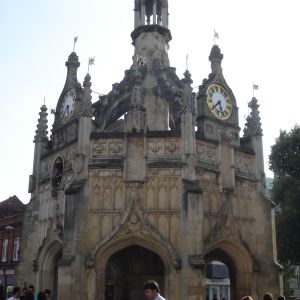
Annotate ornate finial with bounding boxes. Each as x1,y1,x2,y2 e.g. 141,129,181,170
243,97,263,137
209,44,223,64
66,52,80,69
34,104,48,142
83,73,92,89
81,73,93,117
182,70,193,85
73,36,78,52
88,57,95,73
209,44,223,75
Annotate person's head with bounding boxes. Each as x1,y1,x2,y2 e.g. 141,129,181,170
22,287,28,296
263,293,273,300
242,296,254,300
143,280,160,300
44,289,51,299
12,287,21,298
28,285,35,294
277,296,285,300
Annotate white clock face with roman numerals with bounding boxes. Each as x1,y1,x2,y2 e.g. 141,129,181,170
206,84,232,120
60,89,76,122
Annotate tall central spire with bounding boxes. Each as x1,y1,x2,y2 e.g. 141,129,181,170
134,0,169,29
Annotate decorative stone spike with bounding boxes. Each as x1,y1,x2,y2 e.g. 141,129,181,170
34,104,48,142
80,73,93,117
182,70,193,85
243,97,263,137
209,45,223,75
66,52,80,69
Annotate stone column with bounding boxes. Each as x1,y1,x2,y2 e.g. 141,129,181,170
153,0,157,24
141,1,146,25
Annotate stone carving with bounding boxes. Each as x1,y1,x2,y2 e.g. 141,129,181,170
34,104,48,143
152,56,184,129
188,255,205,269
206,146,217,161
196,142,205,159
148,141,163,155
165,141,179,155
108,142,123,155
91,140,123,157
206,123,214,135
93,63,147,131
93,142,107,156
88,183,181,269
85,255,94,268
204,189,241,247
243,97,263,138
235,152,255,175
71,150,85,174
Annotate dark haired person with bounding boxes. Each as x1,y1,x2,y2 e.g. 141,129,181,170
44,289,51,300
8,287,21,300
263,293,273,300
143,280,166,300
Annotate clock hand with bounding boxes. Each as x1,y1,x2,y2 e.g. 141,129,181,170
218,102,223,111
212,100,221,110
64,105,70,116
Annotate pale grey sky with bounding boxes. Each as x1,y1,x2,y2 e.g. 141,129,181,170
1,0,299,203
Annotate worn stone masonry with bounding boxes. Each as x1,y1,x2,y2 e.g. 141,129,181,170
17,1,282,300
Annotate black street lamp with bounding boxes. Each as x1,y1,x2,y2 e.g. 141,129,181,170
3,268,6,300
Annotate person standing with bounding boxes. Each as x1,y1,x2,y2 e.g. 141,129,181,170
27,285,37,300
44,289,51,300
143,280,166,300
8,287,21,300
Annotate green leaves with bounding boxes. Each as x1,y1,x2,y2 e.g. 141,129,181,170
269,125,300,265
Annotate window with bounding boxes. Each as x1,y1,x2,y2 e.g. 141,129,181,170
13,237,20,261
2,239,8,262
52,156,64,188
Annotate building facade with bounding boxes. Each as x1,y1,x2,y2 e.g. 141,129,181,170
17,1,282,299
0,196,25,299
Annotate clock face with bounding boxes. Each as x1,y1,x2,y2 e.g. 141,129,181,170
206,84,232,120
61,89,76,122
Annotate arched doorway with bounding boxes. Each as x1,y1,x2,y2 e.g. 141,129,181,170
205,260,231,300
205,243,252,300
104,245,165,300
38,241,62,300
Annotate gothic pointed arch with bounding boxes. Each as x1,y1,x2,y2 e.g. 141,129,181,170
204,238,254,300
86,193,180,270
35,224,63,292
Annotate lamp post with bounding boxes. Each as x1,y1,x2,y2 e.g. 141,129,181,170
3,268,6,300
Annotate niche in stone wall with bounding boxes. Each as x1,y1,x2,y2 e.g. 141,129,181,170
52,156,64,188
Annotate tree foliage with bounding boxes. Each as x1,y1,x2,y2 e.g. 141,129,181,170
269,125,300,264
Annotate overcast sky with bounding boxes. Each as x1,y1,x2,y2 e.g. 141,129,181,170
1,0,299,204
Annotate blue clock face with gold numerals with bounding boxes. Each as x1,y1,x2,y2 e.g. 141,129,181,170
61,89,76,122
206,84,232,120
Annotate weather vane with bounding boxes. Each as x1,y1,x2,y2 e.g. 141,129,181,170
88,57,95,73
214,29,219,44
253,83,259,97
186,54,189,70
73,36,78,52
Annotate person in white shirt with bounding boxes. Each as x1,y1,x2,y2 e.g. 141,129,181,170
143,280,166,300
8,286,21,300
